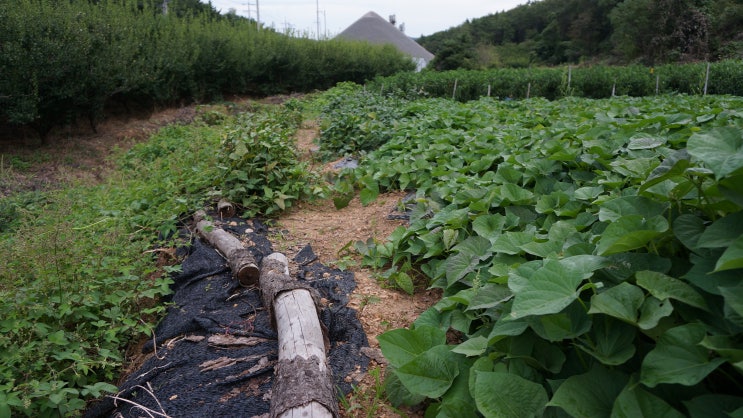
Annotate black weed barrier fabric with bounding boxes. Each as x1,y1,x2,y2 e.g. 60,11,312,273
85,217,369,417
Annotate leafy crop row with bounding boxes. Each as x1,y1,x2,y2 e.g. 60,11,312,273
319,87,743,416
0,0,415,140
368,60,743,101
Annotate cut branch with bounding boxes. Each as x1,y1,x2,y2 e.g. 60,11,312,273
193,210,259,286
260,253,337,418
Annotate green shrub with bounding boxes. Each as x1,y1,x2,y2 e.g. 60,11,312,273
216,106,321,217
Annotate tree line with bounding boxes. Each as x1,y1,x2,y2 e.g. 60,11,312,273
419,0,743,70
0,0,415,141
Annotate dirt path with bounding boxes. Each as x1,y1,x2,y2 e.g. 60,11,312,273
276,121,438,417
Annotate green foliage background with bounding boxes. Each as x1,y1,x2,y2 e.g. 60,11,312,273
0,0,415,139
420,0,743,70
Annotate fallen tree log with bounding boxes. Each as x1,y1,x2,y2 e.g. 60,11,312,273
260,253,337,418
193,210,259,286
217,199,236,218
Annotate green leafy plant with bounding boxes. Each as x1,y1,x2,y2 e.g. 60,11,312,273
315,86,743,417
216,105,323,217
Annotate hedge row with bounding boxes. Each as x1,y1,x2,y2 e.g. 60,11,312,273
0,0,415,139
370,60,743,101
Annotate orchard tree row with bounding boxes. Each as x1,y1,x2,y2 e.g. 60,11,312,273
0,0,414,141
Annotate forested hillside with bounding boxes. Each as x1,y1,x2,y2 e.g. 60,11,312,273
419,0,743,70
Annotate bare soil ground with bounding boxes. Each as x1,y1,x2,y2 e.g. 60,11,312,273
1,102,436,417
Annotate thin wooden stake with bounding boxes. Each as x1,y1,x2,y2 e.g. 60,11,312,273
656,75,660,95
703,62,710,95
567,66,572,89
487,84,491,97
611,82,616,97
526,82,531,99
452,79,458,100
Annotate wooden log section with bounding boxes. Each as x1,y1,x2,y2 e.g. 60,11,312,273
260,253,337,418
217,199,236,218
193,210,259,286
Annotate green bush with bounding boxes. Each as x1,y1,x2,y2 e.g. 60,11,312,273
216,106,321,217
0,0,415,140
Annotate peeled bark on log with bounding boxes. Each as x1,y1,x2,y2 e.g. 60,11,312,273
260,253,337,418
217,199,236,218
193,210,259,286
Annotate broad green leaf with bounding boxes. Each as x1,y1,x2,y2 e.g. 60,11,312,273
611,382,685,418
394,271,415,295
396,345,460,398
48,330,68,345
640,323,726,387
385,368,426,407
359,175,379,206
635,270,708,311
589,282,645,324
719,174,743,208
574,186,605,201
597,215,669,256
488,317,529,342
640,149,691,193
687,127,743,180
548,365,628,418
499,183,535,204
700,335,743,364
697,211,743,249
684,394,743,418
442,228,459,250
682,252,741,295
446,252,481,287
452,336,489,357
509,259,585,319
492,231,535,255
452,235,492,256
598,196,668,222
637,296,674,330
378,326,447,368
527,300,592,342
499,331,567,374
446,235,492,286
472,214,507,243
473,371,548,418
628,135,666,150
672,214,706,251
719,285,743,318
714,236,743,272
577,316,636,366
603,253,672,281
467,283,513,311
439,358,479,418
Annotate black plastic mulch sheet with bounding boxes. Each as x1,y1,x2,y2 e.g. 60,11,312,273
85,217,369,417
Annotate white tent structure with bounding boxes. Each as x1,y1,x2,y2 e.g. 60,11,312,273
336,11,434,71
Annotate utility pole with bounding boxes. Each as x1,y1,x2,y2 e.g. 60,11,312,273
243,1,260,29
316,0,320,39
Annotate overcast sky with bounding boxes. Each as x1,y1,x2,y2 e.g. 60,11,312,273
203,0,526,38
